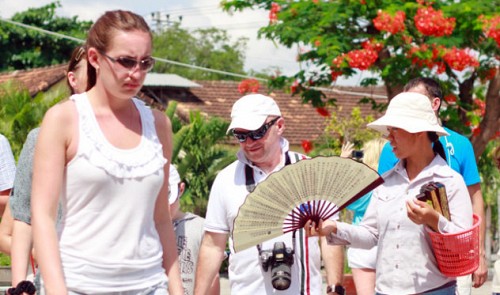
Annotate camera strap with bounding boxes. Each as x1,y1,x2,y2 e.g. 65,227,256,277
246,151,295,255
245,151,291,193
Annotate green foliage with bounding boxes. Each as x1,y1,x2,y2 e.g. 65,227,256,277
166,105,236,217
0,1,91,71
153,24,248,80
479,140,500,206
0,81,64,156
307,107,379,157
0,253,10,266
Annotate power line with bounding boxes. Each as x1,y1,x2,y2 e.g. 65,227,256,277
154,57,266,81
0,17,265,81
0,18,84,44
0,17,386,99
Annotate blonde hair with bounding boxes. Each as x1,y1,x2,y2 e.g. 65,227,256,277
362,138,388,171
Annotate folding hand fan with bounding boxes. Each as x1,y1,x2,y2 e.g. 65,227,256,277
232,156,384,252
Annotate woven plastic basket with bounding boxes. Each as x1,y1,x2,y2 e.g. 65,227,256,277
428,214,481,277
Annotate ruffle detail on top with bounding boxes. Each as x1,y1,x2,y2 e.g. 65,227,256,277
72,93,167,179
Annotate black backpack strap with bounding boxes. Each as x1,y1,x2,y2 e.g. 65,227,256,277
245,164,256,193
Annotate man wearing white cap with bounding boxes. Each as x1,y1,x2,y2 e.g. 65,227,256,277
195,94,345,295
304,92,473,294
168,164,219,295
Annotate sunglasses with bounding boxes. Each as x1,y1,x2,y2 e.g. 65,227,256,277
232,117,280,143
99,50,155,72
75,46,86,62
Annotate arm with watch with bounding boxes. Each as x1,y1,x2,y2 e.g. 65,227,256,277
326,284,346,295
320,236,345,295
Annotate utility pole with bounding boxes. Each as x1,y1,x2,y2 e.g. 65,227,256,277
150,11,183,33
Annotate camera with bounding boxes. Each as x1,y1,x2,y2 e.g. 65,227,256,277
259,241,294,290
351,150,364,161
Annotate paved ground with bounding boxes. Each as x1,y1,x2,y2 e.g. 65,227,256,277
220,274,494,295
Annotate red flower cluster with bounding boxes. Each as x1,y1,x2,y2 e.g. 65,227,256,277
301,140,313,154
407,44,446,73
474,99,486,117
414,7,455,37
269,2,281,24
346,49,379,70
330,69,343,82
443,47,479,71
361,39,384,52
330,54,346,81
444,94,457,104
330,39,382,79
238,79,260,94
373,10,406,34
471,127,481,137
316,107,331,117
290,80,300,94
480,15,500,47
479,67,498,84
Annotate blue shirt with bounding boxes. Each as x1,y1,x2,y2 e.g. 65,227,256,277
347,192,372,225
378,127,481,186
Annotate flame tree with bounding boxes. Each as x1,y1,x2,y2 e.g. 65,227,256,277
222,0,500,159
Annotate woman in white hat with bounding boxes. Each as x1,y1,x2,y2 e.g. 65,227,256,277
305,92,473,294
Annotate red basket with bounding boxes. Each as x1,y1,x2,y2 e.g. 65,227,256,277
428,214,481,277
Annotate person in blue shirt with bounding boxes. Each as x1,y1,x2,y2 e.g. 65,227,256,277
378,77,486,293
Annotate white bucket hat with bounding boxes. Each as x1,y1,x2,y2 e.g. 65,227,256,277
168,164,181,204
227,94,281,134
367,92,449,137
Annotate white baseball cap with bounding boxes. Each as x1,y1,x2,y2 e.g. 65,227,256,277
227,94,281,134
367,92,449,136
168,164,181,204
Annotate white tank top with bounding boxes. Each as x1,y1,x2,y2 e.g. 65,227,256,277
57,93,168,293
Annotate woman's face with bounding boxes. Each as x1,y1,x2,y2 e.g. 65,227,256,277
97,29,152,99
387,127,418,160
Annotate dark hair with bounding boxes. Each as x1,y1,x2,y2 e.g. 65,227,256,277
428,132,446,160
67,45,87,94
86,10,152,90
403,77,443,111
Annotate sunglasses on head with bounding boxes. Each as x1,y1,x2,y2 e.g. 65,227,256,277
232,116,280,143
99,50,155,72
75,46,86,62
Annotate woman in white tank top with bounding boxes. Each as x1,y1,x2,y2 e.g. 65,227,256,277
31,10,183,295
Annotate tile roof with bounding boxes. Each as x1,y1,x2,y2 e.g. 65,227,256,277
162,80,388,145
144,73,201,88
0,64,67,96
0,64,389,145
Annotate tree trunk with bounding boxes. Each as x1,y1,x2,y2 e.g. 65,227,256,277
458,75,476,124
471,69,500,159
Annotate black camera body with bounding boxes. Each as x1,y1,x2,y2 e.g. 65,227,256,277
351,150,364,161
259,241,294,290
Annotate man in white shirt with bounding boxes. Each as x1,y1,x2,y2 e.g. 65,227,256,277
194,94,345,295
0,134,16,215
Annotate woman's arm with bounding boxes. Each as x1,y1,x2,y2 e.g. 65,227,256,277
0,204,13,255
11,220,32,285
32,103,75,295
153,110,183,295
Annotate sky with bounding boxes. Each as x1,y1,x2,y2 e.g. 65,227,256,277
0,0,367,85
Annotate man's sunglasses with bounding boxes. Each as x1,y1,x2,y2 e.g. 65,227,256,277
232,117,280,143
99,50,155,72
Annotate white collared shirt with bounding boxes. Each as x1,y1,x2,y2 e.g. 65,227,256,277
332,155,472,294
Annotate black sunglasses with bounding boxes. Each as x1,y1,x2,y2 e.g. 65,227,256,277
99,50,155,72
232,117,281,143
